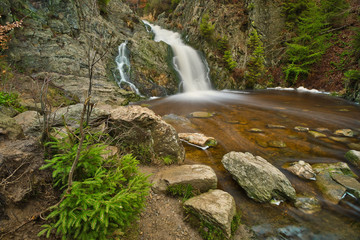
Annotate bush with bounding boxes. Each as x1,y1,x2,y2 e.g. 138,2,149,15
223,50,237,71
200,14,215,40
353,27,360,64
344,70,360,102
39,132,151,239
0,91,25,112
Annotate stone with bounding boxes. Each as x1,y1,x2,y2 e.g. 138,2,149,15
334,129,354,137
0,106,18,117
14,110,41,136
347,143,360,151
308,130,327,138
0,113,24,140
331,173,360,199
162,114,192,128
345,150,360,168
178,133,217,147
256,139,268,148
294,195,321,214
285,160,316,180
248,128,264,133
294,126,309,132
266,124,286,129
315,127,330,133
109,105,185,164
312,162,356,178
222,152,296,202
152,164,217,193
189,111,214,118
184,189,236,237
329,136,350,143
268,140,287,148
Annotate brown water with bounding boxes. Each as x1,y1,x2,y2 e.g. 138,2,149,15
139,90,360,239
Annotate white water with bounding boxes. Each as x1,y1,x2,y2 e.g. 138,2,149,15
115,41,142,96
143,20,212,92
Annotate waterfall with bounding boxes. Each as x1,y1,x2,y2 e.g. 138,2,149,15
143,21,212,93
115,41,142,96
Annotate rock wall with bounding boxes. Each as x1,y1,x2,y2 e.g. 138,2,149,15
1,0,178,100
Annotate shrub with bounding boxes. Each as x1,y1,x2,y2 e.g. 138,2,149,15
200,14,215,40
344,70,360,102
39,132,151,239
352,27,360,64
166,184,195,201
0,91,25,112
223,50,237,71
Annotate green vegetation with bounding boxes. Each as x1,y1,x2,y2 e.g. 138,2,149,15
144,0,181,16
166,184,195,201
353,27,360,64
117,142,154,164
162,155,174,165
223,50,237,71
0,91,25,112
200,14,215,40
245,28,265,88
39,131,150,239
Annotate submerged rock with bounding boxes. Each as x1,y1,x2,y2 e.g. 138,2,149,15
184,189,236,238
222,152,296,202
347,143,360,151
178,133,217,147
345,150,360,168
248,128,264,133
294,126,309,132
329,136,350,143
285,160,316,180
334,129,354,137
268,140,287,148
266,124,286,129
152,164,217,194
295,195,321,214
315,127,330,133
308,130,327,138
189,111,214,118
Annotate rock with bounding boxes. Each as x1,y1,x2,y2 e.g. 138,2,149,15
256,139,268,148
178,133,217,147
189,111,214,118
295,195,321,214
248,128,264,133
0,106,18,117
345,150,360,168
312,162,356,178
184,189,236,238
331,173,360,199
308,130,327,138
329,136,350,143
268,140,287,148
162,114,192,128
152,164,217,194
109,105,185,164
294,126,309,132
266,124,286,129
334,129,354,137
14,111,41,136
285,160,316,180
315,127,330,133
347,143,360,151
0,113,24,140
222,152,296,202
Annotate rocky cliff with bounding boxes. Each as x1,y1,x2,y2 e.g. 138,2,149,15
1,0,178,101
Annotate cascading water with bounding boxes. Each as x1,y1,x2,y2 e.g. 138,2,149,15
115,41,142,96
143,20,211,93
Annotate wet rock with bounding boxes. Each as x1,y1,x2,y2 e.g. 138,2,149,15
178,133,217,147
308,130,327,138
331,173,360,199
183,189,236,238
294,126,309,132
152,164,217,193
329,136,350,143
345,150,360,168
0,113,24,140
312,162,356,178
248,128,264,133
315,127,330,133
109,105,185,164
14,110,41,136
268,140,287,148
285,160,316,180
256,139,268,148
266,124,286,129
162,114,192,128
334,129,354,137
295,195,321,214
222,152,296,202
189,111,214,118
347,143,360,151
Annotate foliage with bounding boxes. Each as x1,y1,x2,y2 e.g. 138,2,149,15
117,142,154,164
0,17,22,52
162,155,174,165
245,28,265,88
223,50,237,71
166,184,195,201
39,132,150,239
281,0,309,30
200,14,215,40
344,70,360,102
320,0,349,27
0,91,25,112
217,35,229,52
353,27,360,64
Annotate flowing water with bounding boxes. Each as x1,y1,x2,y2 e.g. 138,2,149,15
135,22,360,239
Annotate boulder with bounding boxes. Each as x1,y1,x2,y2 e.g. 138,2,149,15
152,164,217,193
334,129,354,137
331,173,360,199
0,113,24,140
285,160,316,180
184,189,236,238
178,133,217,147
14,111,41,136
345,150,360,168
0,106,18,117
109,105,185,163
222,152,296,202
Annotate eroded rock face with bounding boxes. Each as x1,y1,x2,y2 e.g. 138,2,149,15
152,164,217,193
184,189,236,238
222,152,296,202
0,113,24,140
109,105,185,163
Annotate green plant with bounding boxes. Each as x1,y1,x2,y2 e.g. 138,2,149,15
0,90,25,112
162,155,174,165
223,50,237,71
352,27,360,64
166,184,195,201
344,70,360,102
118,142,154,164
200,13,215,40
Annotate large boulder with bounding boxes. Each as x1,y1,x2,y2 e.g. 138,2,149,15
0,113,24,140
184,189,236,238
222,152,296,202
14,110,41,136
109,105,185,163
345,150,360,168
152,164,217,193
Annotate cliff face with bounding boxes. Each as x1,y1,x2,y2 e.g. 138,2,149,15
1,0,177,100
